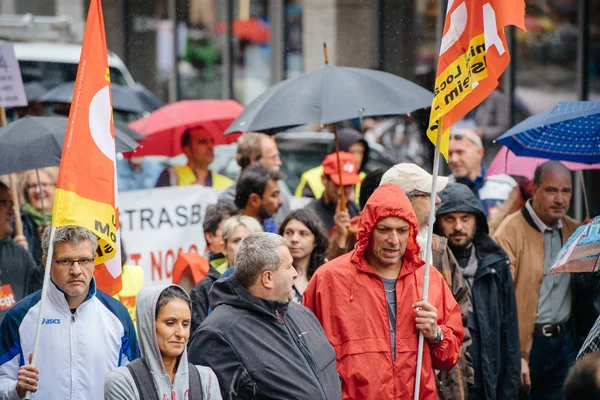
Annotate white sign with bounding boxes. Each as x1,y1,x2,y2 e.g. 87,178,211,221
119,185,218,285
0,42,27,107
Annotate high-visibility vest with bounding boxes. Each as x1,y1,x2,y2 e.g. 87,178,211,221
171,165,233,189
295,165,365,204
113,264,144,327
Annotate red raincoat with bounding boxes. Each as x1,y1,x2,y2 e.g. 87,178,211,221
303,184,463,399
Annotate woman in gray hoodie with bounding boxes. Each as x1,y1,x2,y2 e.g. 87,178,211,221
104,284,222,399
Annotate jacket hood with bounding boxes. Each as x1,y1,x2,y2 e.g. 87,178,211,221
352,184,423,273
435,183,489,234
338,127,370,171
136,284,191,386
209,274,289,320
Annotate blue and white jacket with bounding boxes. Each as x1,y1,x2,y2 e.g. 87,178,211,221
0,278,139,400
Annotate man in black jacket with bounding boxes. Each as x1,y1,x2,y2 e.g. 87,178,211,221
434,183,520,400
188,232,342,400
0,182,42,323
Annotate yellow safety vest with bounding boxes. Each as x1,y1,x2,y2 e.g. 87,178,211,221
295,165,365,204
113,264,144,327
173,165,233,189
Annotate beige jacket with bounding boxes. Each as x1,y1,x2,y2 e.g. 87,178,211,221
493,209,578,361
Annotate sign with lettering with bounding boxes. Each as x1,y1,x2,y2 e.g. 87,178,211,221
119,185,217,285
0,42,27,108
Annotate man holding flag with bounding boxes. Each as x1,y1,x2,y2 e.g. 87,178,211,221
0,226,139,400
0,0,139,398
418,0,525,398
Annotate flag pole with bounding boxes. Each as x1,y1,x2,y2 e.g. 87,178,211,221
414,121,443,400
24,226,56,400
322,42,349,213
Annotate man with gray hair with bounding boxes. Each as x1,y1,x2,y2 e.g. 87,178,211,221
0,225,139,400
188,232,342,400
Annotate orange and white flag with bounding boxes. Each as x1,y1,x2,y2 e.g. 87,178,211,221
52,0,122,295
427,0,526,159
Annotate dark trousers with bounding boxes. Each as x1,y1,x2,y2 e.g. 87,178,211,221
519,328,577,400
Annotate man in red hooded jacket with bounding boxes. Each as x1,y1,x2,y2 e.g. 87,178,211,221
303,184,464,399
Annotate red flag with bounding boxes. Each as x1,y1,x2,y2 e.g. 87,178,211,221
427,0,526,158
52,0,122,295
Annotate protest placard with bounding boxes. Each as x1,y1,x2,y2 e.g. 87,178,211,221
0,42,27,108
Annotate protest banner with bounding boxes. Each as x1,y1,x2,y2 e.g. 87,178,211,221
119,185,218,285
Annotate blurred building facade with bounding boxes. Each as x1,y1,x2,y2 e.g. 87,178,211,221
1,0,599,216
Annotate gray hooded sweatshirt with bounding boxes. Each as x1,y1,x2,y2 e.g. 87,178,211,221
104,284,222,400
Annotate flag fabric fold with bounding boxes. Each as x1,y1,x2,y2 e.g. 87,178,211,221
427,0,526,159
52,0,122,295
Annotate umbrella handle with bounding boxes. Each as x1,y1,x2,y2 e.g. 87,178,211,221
331,124,347,212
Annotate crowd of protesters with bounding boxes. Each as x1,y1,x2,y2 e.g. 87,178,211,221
1,120,600,400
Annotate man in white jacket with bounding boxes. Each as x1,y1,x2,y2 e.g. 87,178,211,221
0,225,139,400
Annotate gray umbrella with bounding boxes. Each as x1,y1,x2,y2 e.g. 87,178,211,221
0,116,139,175
23,82,48,103
225,65,433,134
40,82,148,114
115,121,146,142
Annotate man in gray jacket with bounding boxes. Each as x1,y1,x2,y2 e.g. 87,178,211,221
188,233,342,400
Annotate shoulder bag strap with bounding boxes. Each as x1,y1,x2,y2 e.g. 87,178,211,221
187,362,203,400
125,358,160,400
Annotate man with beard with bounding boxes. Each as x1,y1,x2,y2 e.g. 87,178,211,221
235,164,284,233
434,183,520,400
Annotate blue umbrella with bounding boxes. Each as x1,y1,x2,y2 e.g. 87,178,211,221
496,101,600,164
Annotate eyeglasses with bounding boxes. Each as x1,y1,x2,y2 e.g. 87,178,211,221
52,258,95,267
26,182,56,191
0,199,15,209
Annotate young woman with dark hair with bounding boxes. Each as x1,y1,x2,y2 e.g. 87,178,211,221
279,209,328,303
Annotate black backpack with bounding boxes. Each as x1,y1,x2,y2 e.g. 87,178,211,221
126,358,204,400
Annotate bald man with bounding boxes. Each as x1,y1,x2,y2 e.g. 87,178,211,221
494,161,580,400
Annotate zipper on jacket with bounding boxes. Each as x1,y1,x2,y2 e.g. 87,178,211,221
283,323,328,400
275,310,285,324
70,311,76,399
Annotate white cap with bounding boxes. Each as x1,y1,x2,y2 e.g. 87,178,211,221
380,163,449,194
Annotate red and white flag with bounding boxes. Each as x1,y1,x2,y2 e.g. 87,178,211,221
52,0,121,295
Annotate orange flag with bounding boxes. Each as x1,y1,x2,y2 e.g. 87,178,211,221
427,0,526,159
52,0,122,295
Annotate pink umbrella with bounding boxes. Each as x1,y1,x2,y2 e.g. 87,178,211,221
487,146,600,218
486,146,600,180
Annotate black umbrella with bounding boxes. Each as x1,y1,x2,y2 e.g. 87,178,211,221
0,116,139,175
40,82,149,114
225,64,433,134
